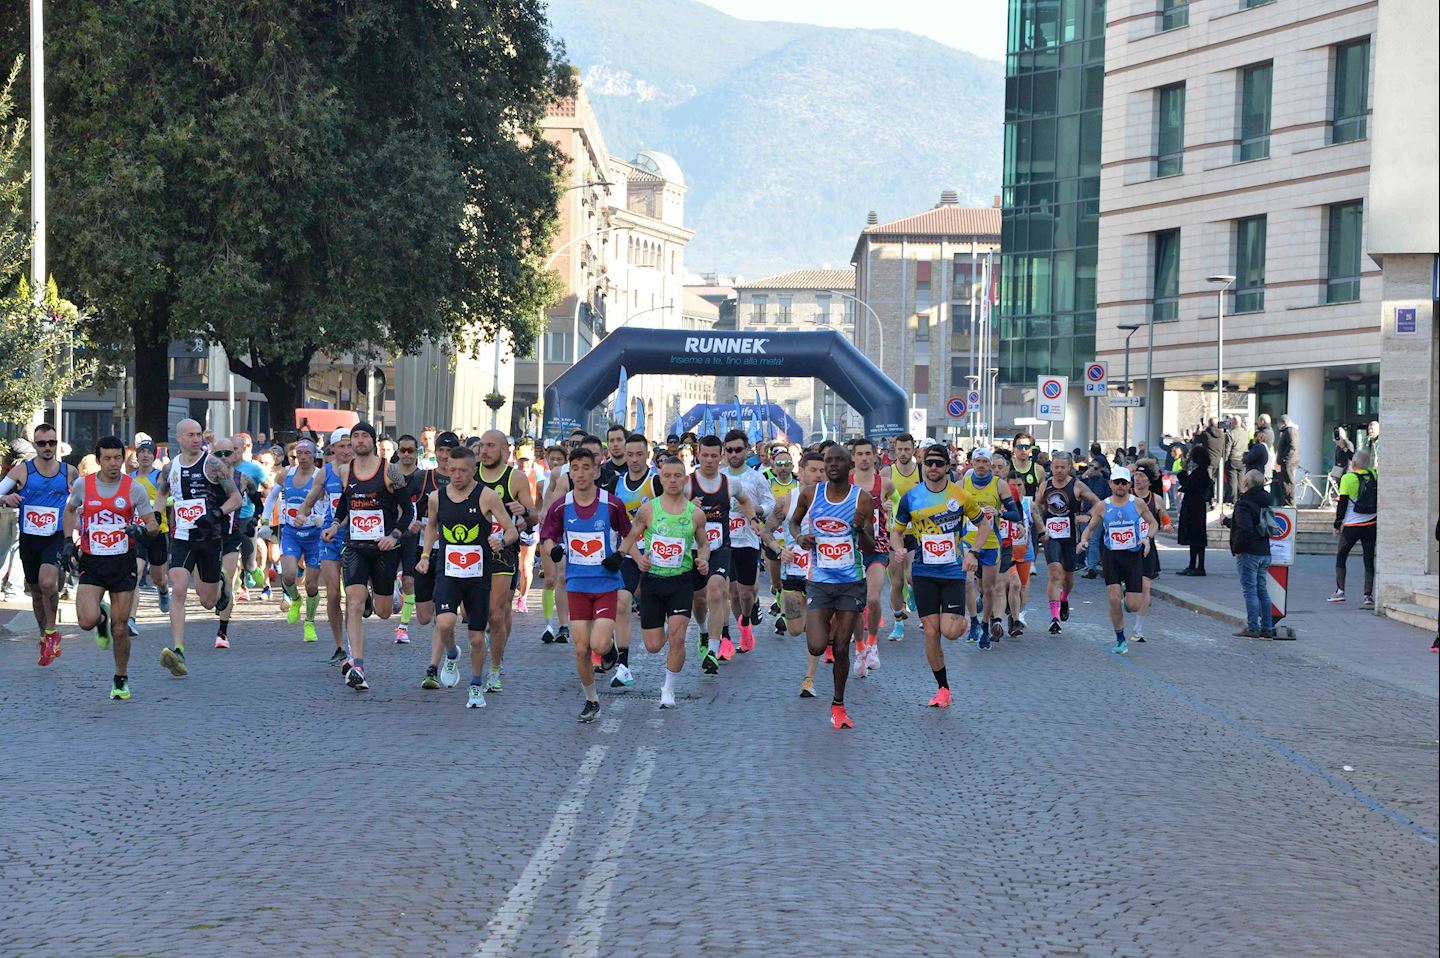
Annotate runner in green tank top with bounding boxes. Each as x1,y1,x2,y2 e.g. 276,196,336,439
623,457,711,709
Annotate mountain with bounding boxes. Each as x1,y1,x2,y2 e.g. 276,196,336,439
544,0,1003,279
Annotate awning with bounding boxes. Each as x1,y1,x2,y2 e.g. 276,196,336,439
295,408,359,433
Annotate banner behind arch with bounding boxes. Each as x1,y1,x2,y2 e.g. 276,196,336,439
543,329,906,439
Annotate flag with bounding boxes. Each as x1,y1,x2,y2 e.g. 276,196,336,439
634,396,646,435
672,414,683,440
818,404,828,442
613,365,628,425
702,406,715,437
733,396,744,436
762,384,772,437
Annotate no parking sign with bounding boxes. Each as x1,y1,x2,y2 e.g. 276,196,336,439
1035,375,1068,422
946,396,968,420
1084,361,1108,397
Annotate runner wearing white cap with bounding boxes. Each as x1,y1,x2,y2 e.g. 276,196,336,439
1077,466,1158,655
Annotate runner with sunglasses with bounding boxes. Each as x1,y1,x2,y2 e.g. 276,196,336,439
390,435,424,645
763,446,799,624
0,422,77,665
882,433,921,640
720,430,776,657
766,450,824,696
1033,451,1101,636
1077,466,1158,655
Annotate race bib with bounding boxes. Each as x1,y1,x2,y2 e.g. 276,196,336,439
86,521,130,557
649,535,685,569
784,547,811,576
444,544,485,578
328,494,343,515
919,534,957,565
1010,518,1030,546
815,535,854,571
174,497,206,539
1105,522,1139,551
704,522,723,547
567,531,605,565
728,515,747,534
1044,516,1072,539
996,519,1011,542
1140,517,1150,538
350,509,384,541
20,504,60,537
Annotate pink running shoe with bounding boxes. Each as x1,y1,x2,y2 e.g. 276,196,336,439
738,623,755,653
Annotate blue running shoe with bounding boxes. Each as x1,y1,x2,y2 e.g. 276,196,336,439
978,631,992,651
158,590,171,614
966,619,982,644
1112,637,1128,655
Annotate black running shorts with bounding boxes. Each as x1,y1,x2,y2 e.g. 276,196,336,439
639,572,694,630
912,575,966,618
727,546,760,586
170,535,222,585
1043,536,1078,572
79,553,138,594
1101,547,1145,594
341,545,401,595
19,533,64,585
434,574,490,630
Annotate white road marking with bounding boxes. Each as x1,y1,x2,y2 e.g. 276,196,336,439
562,746,658,958
473,745,609,958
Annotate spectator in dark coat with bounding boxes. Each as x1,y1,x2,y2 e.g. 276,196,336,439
1176,445,1213,576
1332,426,1355,477
1224,416,1245,504
1274,414,1300,506
1224,469,1275,637
1200,419,1226,504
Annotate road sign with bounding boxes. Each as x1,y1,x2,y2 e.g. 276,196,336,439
1396,307,1417,335
966,389,981,408
1267,506,1296,623
1035,375,1068,422
1084,361,1108,397
946,396,967,419
909,406,928,436
1107,396,1144,408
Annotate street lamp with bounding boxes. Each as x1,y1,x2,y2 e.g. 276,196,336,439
834,291,884,375
1117,322,1142,450
1206,274,1236,507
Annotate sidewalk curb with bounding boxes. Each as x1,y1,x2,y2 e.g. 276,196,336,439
1150,582,1298,640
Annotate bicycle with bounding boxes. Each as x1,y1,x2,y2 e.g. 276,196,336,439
1296,471,1341,509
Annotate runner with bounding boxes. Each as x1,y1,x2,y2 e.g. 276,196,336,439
265,438,325,641
1130,461,1168,641
213,436,259,649
721,430,776,656
538,444,572,644
958,448,1021,649
1033,450,1100,637
390,434,424,644
232,433,270,599
1077,466,1158,654
0,422,77,664
611,432,663,689
890,443,989,704
625,454,710,709
318,422,415,691
475,429,538,692
513,441,542,612
991,456,1027,638
764,445,799,623
298,428,354,664
156,419,243,677
1011,432,1046,498
789,444,874,728
416,445,519,708
130,438,171,615
882,433,921,639
1009,473,1037,635
599,423,629,489
688,435,759,673
540,445,631,723
416,431,460,686
767,450,824,697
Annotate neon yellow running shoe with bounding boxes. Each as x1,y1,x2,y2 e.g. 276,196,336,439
109,676,130,700
287,598,302,625
302,621,318,643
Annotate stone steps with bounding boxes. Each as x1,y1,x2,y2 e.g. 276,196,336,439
1382,602,1439,633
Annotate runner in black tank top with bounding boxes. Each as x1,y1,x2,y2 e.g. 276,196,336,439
475,429,539,693
1034,453,1099,634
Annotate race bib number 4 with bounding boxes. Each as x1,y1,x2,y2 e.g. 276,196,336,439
920,534,957,565
350,509,384,541
649,535,685,569
87,522,130,557
20,505,60,537
815,535,854,571
444,545,485,578
174,498,205,539
567,531,605,565
1105,522,1139,551
1044,516,1072,539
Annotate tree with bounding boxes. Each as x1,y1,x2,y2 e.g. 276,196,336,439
41,1,572,436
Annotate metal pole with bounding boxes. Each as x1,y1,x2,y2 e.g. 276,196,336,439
1122,337,1131,450
1216,289,1225,509
226,364,235,436
1144,315,1155,453
491,334,502,430
968,243,977,435
366,364,375,425
31,0,50,436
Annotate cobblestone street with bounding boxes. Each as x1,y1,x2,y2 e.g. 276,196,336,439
2,571,1436,958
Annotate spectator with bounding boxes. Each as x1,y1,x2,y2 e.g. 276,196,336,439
1274,414,1300,506
0,439,34,597
1331,426,1355,479
1176,446,1213,576
1329,450,1377,609
1224,416,1245,505
1200,419,1226,504
1225,469,1276,638
1364,420,1380,469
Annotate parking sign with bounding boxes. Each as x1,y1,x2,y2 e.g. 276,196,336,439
1084,361,1107,397
1035,375,1068,422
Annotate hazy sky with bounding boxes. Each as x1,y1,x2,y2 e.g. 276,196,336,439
696,0,1007,61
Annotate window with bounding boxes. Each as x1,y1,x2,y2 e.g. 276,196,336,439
1152,229,1180,321
1234,216,1266,314
1243,0,1274,7
815,294,832,325
1332,39,1369,144
1238,62,1272,161
1156,83,1185,177
1326,201,1363,304
915,312,931,343
543,331,573,363
751,295,768,324
777,294,793,324
953,258,976,301
1160,0,1188,31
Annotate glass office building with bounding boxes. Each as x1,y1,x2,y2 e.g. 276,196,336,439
999,0,1106,392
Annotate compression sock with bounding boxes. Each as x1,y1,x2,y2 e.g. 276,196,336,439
1060,589,1069,602
542,589,555,620
1114,630,1125,644
446,646,459,660
284,581,300,601
217,620,229,637
305,593,320,621
722,625,731,639
708,638,720,654
400,593,415,624
664,668,679,691
933,667,948,690
617,647,630,666
739,613,749,628
353,657,365,669
583,682,599,704
1133,613,1146,634
1050,600,1061,619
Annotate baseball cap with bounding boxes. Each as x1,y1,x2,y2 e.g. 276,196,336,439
970,446,993,461
922,444,951,464
1110,466,1132,483
135,438,157,453
517,442,535,460
666,434,680,443
330,427,352,445
435,431,461,449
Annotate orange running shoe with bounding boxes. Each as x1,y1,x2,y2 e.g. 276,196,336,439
38,631,58,667
718,637,735,661
823,645,834,664
830,704,854,729
927,687,952,709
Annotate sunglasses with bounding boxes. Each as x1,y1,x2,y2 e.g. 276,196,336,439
924,459,949,467
34,439,58,447
1111,478,1130,485
1015,443,1032,450
724,445,747,453
213,450,235,458
398,447,418,454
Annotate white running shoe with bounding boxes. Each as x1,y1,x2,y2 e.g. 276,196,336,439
851,651,868,679
609,663,635,688
466,684,486,709
1018,609,1029,627
440,657,461,688
865,644,881,671
659,686,676,709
